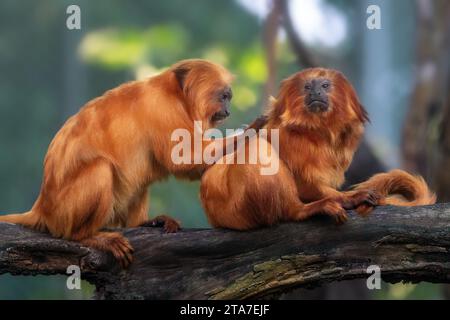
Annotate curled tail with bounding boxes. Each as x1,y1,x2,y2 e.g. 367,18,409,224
352,169,436,206
0,210,44,230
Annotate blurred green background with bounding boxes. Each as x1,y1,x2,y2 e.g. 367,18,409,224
0,0,449,299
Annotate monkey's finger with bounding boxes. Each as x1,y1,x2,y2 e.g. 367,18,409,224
334,215,343,224
116,240,134,259
164,222,181,233
114,251,127,269
110,243,131,268
367,190,382,203
139,218,164,228
123,248,134,264
123,251,133,267
119,258,126,269
121,254,131,269
335,210,348,224
117,242,133,261
366,196,378,205
339,214,348,224
121,239,134,253
363,199,376,207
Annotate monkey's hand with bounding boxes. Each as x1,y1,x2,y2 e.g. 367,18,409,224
139,215,181,233
246,115,269,132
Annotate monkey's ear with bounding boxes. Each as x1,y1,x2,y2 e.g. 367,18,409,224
359,103,370,123
173,67,190,90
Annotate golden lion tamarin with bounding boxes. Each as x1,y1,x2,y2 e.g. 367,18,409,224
200,68,436,230
0,59,237,267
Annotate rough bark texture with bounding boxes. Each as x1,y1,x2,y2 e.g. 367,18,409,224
1,204,449,300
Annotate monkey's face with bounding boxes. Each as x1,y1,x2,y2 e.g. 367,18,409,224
172,59,234,129
209,86,233,124
276,68,368,129
303,77,331,113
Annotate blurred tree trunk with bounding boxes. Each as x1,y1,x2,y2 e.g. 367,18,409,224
402,0,450,181
280,0,319,68
433,90,450,199
262,0,282,109
401,0,450,299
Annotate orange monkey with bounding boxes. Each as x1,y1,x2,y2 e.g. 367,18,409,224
200,68,435,230
0,59,237,266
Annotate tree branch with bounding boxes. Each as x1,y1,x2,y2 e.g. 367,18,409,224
1,204,450,299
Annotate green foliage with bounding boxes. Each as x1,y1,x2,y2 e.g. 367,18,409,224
375,282,444,300
0,275,94,300
79,24,189,69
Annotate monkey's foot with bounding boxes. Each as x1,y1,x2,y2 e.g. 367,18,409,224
108,235,134,268
140,215,181,233
320,199,348,224
340,189,381,210
81,232,134,269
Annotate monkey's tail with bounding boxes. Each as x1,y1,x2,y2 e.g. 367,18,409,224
352,169,436,206
0,210,44,230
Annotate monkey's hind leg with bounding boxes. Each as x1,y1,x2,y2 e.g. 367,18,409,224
55,159,134,268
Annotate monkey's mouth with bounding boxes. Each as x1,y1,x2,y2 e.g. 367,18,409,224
211,110,231,123
307,100,329,113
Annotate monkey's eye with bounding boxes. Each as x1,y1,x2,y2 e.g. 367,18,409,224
322,83,330,89
304,84,311,90
220,91,232,102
